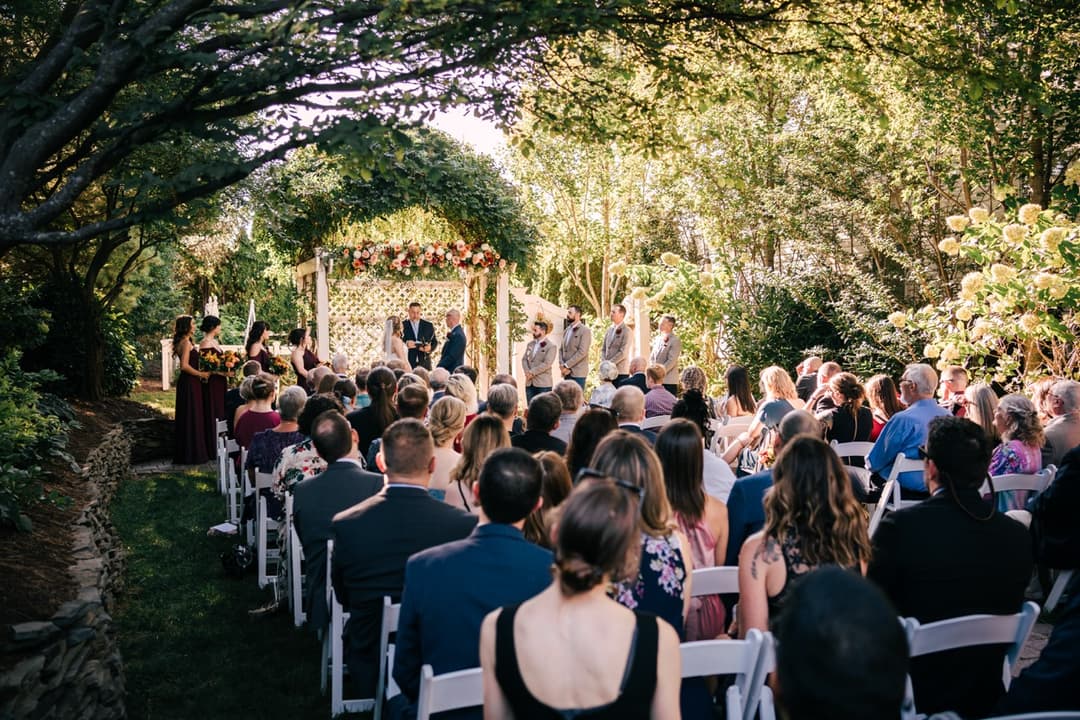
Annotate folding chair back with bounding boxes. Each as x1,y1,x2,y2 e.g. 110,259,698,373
326,540,375,716
224,438,242,524
641,414,670,430
981,465,1056,496
680,628,771,720
830,440,876,461
415,665,483,720
215,418,228,438
1045,569,1074,613
254,470,280,590
690,566,739,597
710,415,753,455
374,596,402,720
285,494,306,627
870,455,925,536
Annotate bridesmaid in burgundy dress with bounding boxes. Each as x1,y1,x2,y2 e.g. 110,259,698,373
245,321,272,372
199,315,227,451
173,315,211,464
288,327,321,390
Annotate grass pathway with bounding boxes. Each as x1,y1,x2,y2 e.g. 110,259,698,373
112,469,338,720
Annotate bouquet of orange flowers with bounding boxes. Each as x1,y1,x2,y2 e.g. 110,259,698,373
267,355,291,376
199,349,240,374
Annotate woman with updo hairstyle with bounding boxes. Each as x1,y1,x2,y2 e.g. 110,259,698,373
737,434,870,637
289,328,321,389
345,366,398,458
245,320,272,372
446,414,509,513
197,315,228,450
866,374,904,441
522,451,574,548
989,394,1045,511
233,373,280,449
818,372,873,462
428,396,466,502
565,408,618,478
480,480,682,720
173,315,210,464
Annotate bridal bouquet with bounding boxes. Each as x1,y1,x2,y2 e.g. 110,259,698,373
267,355,291,376
199,349,240,374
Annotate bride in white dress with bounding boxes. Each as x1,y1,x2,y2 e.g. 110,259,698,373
383,316,409,364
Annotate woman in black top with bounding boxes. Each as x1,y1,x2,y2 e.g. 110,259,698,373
480,480,681,719
344,366,397,458
818,372,873,465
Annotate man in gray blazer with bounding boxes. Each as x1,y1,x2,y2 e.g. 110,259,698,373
649,314,682,394
559,305,592,391
601,303,631,385
521,320,557,402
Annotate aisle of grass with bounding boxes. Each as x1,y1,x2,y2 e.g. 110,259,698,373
112,469,332,720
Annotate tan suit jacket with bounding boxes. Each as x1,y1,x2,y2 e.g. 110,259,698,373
521,338,557,388
601,323,629,375
560,323,592,380
650,333,681,385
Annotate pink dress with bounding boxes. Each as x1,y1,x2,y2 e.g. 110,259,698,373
676,514,726,641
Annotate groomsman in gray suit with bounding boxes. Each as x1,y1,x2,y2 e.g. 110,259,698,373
559,305,592,391
601,303,631,386
521,320,557,402
649,314,682,395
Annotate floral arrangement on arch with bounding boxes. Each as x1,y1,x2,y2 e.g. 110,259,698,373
335,239,505,278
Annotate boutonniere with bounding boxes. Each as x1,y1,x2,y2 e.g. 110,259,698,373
540,341,547,348
615,327,622,335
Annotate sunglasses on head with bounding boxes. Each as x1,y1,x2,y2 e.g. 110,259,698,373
574,467,644,499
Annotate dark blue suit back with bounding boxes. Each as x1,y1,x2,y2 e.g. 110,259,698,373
437,325,466,370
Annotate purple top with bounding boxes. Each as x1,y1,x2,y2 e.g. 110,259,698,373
645,387,677,418
246,428,305,473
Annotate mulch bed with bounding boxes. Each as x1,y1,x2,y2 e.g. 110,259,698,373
0,398,168,629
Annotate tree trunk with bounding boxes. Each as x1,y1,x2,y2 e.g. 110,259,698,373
80,299,106,401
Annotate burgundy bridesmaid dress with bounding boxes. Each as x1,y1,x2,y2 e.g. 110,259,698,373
174,347,210,464
203,371,227,452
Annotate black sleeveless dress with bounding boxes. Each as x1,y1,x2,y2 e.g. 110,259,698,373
494,604,657,719
174,347,209,464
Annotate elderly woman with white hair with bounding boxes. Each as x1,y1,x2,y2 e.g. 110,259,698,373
1044,379,1080,467
589,360,619,408
243,384,308,520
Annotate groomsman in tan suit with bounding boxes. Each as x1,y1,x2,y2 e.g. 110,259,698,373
649,314,681,395
559,305,592,391
601,303,631,386
521,320,557,402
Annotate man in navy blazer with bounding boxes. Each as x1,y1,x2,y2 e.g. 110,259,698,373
437,308,466,371
610,385,657,444
388,448,552,720
331,419,477,695
402,302,439,370
292,410,384,631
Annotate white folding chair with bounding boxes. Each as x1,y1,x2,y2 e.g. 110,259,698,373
710,415,753,455
831,440,875,492
680,628,769,720
374,596,402,720
869,455,925,537
240,447,256,545
981,466,1056,497
326,540,375,716
641,414,670,430
415,664,483,720
690,566,740,597
1045,569,1074,613
254,470,281,590
216,434,229,495
215,418,228,438
901,602,1040,720
285,494,307,627
223,438,242,524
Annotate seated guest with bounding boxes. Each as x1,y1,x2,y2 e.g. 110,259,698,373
623,356,649,394
865,373,904,441
232,375,257,431
479,480,682,719
867,363,950,497
588,360,619,408
719,364,756,419
448,414,511,513
428,396,466,502
390,448,552,720
550,380,584,444
511,392,568,455
867,416,1032,718
410,365,429,387
317,371,340,394
775,567,909,720
610,385,657,444
817,372,873,462
352,367,371,409
428,367,450,405
333,378,358,411
445,373,479,442
272,393,345,499
565,408,618,478
225,360,261,435
234,374,280,448
244,385,306,519
803,361,841,414
485,383,524,436
737,435,870,637
671,386,736,502
522,451,573,548
724,411,822,566
644,364,677,418
453,365,479,386
963,382,1000,445
794,356,822,401
722,365,804,471
331,351,350,378
657,419,727,641
1044,379,1080,466
331,419,477,695
989,393,1043,512
307,366,333,397
346,366,398,459
365,383,429,469
938,364,969,416
292,410,383,631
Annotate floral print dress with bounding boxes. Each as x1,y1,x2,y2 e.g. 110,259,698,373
989,439,1041,512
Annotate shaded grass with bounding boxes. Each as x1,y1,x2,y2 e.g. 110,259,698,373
112,469,336,720
128,385,176,418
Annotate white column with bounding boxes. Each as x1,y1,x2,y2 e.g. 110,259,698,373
315,248,330,361
475,273,489,391
496,270,510,374
632,297,651,360
161,338,173,391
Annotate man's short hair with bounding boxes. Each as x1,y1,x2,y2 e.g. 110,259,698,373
486,384,518,419
802,356,823,373
778,410,821,443
491,372,517,389
331,352,350,373
527,393,563,432
925,416,992,490
381,419,433,476
353,367,370,391
612,303,626,315
775,567,908,720
278,385,308,421
646,364,666,385
944,365,969,383
429,367,450,390
396,384,429,419
610,386,645,423
242,360,262,377
904,363,938,396
454,365,478,384
628,356,648,374
661,314,676,326
819,361,841,378
310,410,353,464
554,380,584,412
478,448,543,524
408,302,421,310
1052,379,1080,413
568,304,583,315
533,320,550,334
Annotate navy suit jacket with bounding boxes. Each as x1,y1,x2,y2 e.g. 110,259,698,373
618,424,657,445
332,485,477,693
622,373,648,394
403,318,438,370
437,326,466,371
724,469,773,566
391,524,552,719
292,459,383,631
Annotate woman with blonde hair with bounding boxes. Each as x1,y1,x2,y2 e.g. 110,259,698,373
963,383,1000,445
446,414,509,513
989,394,1044,512
737,435,871,636
428,396,466,501
722,365,805,471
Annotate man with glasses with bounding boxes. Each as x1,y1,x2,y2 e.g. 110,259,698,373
938,365,969,416
867,363,950,497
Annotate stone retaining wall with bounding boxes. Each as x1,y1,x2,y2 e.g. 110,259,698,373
1,428,131,720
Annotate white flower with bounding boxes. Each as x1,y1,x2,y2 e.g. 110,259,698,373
946,215,970,232
971,319,992,339
353,250,362,259
955,306,973,322
924,344,941,359
960,288,977,302
887,311,907,329
699,271,714,285
1018,203,1042,225
1066,162,1080,187
630,286,649,301
1050,284,1067,300
609,260,628,276
1040,227,1065,253
660,281,678,295
1002,224,1027,245
961,272,985,294
968,207,990,225
941,344,961,362
1019,314,1040,333
660,251,682,267
990,264,1017,283
938,237,961,255
1033,273,1056,290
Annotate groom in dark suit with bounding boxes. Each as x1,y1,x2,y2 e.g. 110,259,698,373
402,302,438,370
331,419,477,695
437,308,466,371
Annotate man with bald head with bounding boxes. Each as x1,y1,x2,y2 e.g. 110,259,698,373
437,308,466,371
610,385,656,444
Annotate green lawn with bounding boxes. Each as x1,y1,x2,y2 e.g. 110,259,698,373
112,469,349,720
128,382,177,418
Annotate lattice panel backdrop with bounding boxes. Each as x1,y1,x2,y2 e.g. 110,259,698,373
329,278,465,364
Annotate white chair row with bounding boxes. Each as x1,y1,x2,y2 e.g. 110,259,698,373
285,494,307,627
709,415,754,455
254,470,282,591
641,413,670,430
868,455,924,536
